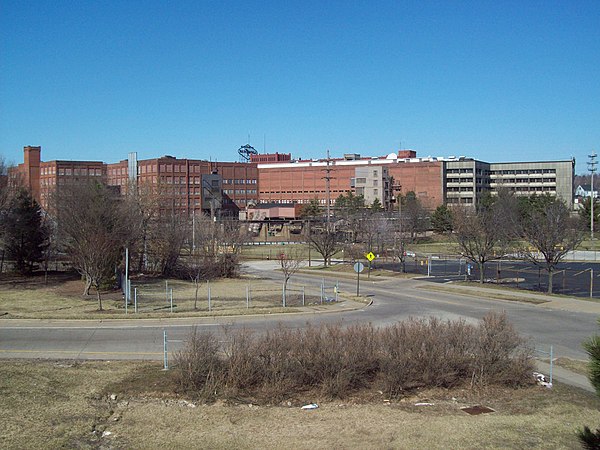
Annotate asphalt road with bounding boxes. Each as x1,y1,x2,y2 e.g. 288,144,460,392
0,261,598,366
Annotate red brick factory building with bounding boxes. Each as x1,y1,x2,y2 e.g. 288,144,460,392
10,145,574,216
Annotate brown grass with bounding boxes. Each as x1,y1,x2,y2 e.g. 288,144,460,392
0,272,336,319
2,359,599,449
419,283,551,304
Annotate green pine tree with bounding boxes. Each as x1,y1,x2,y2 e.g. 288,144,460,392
371,198,383,212
431,204,454,234
578,330,600,447
0,189,49,274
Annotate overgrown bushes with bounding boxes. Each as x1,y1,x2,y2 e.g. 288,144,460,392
174,312,534,402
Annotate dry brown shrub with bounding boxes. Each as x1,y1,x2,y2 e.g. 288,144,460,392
174,313,534,402
172,329,223,399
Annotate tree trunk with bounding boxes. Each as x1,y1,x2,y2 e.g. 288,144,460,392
83,277,92,296
547,269,554,294
96,285,103,311
479,262,485,284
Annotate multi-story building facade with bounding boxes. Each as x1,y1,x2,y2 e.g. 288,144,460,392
106,154,258,216
257,150,445,210
443,158,574,207
10,146,106,211
11,147,258,217
10,145,575,217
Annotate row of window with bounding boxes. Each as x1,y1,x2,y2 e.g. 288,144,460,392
223,189,258,195
446,177,475,183
446,169,473,174
222,179,257,184
447,197,473,204
490,178,557,184
53,168,103,176
447,168,558,176
259,190,345,195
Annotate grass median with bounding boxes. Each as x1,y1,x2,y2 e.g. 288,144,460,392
0,271,343,319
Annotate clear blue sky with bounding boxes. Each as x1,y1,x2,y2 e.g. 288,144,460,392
1,1,599,173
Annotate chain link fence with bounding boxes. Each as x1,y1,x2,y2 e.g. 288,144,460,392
123,277,339,314
374,255,600,298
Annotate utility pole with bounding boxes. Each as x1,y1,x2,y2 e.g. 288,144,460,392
323,149,333,231
591,153,597,240
192,209,196,251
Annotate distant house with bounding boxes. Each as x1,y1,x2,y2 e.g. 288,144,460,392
574,185,598,208
575,185,598,198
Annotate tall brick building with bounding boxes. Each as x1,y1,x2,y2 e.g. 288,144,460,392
257,150,444,210
10,146,106,211
10,147,258,216
106,155,258,216
10,145,574,217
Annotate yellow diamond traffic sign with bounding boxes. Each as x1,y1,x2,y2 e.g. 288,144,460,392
365,252,375,262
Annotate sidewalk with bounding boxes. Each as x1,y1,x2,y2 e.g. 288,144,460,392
536,360,594,393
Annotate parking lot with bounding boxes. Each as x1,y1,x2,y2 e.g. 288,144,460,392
376,257,600,298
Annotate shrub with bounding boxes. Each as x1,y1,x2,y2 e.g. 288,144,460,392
172,329,223,399
173,313,534,402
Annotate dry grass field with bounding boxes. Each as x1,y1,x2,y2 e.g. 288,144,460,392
1,359,599,449
0,272,341,319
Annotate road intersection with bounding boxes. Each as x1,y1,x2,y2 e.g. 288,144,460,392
1,260,599,391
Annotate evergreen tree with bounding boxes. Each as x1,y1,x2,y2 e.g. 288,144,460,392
0,189,48,274
371,197,383,212
579,196,600,232
578,330,600,447
299,198,321,219
431,204,454,234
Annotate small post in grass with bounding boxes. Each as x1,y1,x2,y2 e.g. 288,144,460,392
207,281,211,312
170,288,173,313
134,287,138,313
302,285,305,306
163,330,168,370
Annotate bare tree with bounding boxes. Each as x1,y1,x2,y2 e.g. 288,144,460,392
56,181,134,310
453,204,509,283
126,181,161,272
519,198,583,294
306,227,341,267
402,192,429,243
147,210,188,276
183,216,249,309
278,249,305,305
